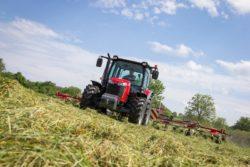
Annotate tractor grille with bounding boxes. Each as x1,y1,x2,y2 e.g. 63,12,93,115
106,83,125,97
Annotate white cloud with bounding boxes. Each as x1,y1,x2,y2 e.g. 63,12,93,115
148,41,173,54
121,8,133,17
4,18,59,38
120,9,147,21
94,0,126,8
227,0,250,14
221,11,229,19
154,7,162,14
124,0,186,15
186,60,213,73
189,0,219,17
151,0,187,15
216,60,250,76
0,18,104,88
148,41,205,57
176,44,193,57
94,0,186,24
134,12,145,20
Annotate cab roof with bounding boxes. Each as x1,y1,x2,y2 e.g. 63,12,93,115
112,55,154,70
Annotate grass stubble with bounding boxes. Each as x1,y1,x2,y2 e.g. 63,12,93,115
0,75,249,167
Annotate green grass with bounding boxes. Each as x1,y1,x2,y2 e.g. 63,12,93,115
0,75,249,166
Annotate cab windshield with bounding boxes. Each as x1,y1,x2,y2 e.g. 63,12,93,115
108,60,144,86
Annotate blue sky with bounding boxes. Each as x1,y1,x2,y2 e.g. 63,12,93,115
0,0,249,125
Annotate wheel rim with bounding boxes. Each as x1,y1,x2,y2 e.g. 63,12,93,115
144,110,151,125
138,104,147,125
138,111,144,125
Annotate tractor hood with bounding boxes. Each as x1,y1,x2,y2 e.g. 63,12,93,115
107,77,131,103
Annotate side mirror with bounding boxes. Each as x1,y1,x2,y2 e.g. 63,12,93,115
96,57,103,67
152,70,159,80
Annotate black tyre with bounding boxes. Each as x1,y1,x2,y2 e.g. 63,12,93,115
142,100,152,125
80,84,100,109
185,130,191,136
98,108,107,115
215,136,222,144
128,97,147,125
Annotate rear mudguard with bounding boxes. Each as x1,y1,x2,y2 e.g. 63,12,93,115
136,91,153,101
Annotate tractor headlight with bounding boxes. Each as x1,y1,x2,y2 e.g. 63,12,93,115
117,82,127,86
108,79,127,86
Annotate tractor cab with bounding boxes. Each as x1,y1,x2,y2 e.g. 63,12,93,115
107,58,152,93
97,55,158,89
108,60,145,91
80,53,159,125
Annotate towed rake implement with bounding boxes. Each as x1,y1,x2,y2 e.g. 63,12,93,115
151,108,228,143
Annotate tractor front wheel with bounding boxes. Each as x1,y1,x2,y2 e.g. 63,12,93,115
80,84,100,109
128,97,147,125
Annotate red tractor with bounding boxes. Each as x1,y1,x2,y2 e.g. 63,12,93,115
80,53,159,125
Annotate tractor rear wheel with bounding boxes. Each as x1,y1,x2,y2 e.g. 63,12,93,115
80,84,100,109
128,97,147,125
142,100,152,125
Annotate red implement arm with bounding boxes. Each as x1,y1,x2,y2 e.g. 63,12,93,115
56,92,81,102
199,126,228,136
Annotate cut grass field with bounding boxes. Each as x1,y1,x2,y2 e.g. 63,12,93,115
0,75,249,166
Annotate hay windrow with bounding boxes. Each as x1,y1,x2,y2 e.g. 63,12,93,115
0,75,250,166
